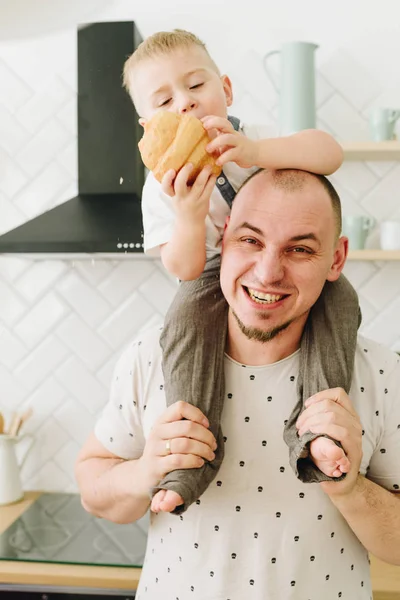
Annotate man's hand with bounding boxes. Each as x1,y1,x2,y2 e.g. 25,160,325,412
201,115,259,168
296,388,363,498
139,401,217,492
161,164,216,225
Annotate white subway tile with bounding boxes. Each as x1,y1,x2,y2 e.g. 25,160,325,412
56,314,111,370
318,94,369,142
138,270,177,316
0,61,32,113
15,260,66,303
0,148,28,197
16,77,73,134
0,326,27,370
321,49,380,111
15,335,68,391
14,292,66,349
361,164,400,220
15,120,71,178
55,357,107,414
24,457,71,492
56,271,111,327
0,104,28,155
53,397,98,442
14,162,71,218
99,292,154,350
359,263,400,311
0,279,26,325
99,260,156,307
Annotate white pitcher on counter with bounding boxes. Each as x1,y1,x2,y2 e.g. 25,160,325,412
0,434,30,505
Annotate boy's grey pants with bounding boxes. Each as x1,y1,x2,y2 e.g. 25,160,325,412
152,255,361,514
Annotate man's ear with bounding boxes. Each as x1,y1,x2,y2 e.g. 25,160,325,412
221,216,231,253
138,118,147,128
221,75,233,108
326,236,348,282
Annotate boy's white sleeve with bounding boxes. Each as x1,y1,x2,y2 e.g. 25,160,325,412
242,122,277,141
366,357,400,492
95,343,146,460
141,172,176,257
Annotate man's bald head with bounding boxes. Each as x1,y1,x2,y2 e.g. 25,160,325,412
235,169,342,241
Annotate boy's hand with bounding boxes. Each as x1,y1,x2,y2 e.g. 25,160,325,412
201,115,259,169
161,163,216,224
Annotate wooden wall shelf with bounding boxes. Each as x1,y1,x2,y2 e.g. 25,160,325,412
341,141,400,161
347,250,400,261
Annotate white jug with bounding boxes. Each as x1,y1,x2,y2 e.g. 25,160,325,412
0,434,30,505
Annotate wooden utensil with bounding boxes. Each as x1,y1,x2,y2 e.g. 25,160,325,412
9,407,33,436
18,407,33,433
0,411,4,435
8,412,22,437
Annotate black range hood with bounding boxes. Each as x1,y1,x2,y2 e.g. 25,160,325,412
0,21,145,255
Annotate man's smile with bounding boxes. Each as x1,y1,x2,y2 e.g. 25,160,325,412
244,286,289,306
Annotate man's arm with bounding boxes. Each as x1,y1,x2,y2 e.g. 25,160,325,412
296,387,400,566
330,477,400,565
75,432,151,524
75,402,216,523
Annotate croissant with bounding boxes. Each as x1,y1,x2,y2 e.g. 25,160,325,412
138,112,222,184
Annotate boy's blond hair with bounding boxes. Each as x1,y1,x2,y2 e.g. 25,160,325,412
123,29,220,103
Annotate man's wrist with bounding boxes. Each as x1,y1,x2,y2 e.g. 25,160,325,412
325,473,365,510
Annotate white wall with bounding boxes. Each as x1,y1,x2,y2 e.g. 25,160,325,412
1,0,400,492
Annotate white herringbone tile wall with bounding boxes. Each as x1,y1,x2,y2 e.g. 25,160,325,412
1,1,400,491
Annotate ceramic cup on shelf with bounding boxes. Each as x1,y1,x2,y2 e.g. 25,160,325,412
369,108,400,142
341,215,375,250
380,220,400,250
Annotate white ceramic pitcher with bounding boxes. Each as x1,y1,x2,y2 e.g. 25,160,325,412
0,434,31,505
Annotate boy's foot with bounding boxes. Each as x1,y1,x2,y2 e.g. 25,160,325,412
151,489,184,513
309,436,351,478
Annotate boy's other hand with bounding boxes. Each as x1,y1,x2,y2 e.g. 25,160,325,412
161,164,216,225
202,115,259,169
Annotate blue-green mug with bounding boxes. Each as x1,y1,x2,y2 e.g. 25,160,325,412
341,215,375,250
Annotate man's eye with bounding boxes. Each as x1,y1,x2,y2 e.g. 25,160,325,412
291,247,312,254
242,238,258,245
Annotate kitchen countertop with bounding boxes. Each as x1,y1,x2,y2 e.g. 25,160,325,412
0,491,141,591
0,492,399,598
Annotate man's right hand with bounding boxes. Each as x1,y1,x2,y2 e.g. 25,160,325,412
161,164,216,225
139,401,217,491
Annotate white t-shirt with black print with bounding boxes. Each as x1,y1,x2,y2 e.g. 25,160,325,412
95,328,400,600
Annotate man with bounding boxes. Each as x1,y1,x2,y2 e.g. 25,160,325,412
76,169,400,600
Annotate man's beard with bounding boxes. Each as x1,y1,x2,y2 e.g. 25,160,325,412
232,309,293,343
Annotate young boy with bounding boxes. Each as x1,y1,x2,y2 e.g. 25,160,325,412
123,29,359,515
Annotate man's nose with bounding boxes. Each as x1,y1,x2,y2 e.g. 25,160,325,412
254,250,285,284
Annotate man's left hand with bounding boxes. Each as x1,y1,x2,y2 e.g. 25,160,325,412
296,388,363,498
201,116,258,168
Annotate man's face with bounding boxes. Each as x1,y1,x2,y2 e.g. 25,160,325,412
130,45,233,124
220,171,347,344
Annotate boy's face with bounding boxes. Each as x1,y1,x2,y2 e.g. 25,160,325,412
130,45,233,126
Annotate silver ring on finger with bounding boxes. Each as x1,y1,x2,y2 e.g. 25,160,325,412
165,439,172,455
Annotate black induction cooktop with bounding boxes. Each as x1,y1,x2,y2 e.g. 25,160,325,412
0,493,148,568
